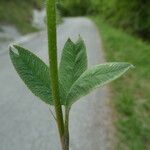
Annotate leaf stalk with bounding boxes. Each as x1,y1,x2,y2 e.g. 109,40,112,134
64,107,70,150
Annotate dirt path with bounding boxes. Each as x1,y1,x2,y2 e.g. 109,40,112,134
0,17,115,150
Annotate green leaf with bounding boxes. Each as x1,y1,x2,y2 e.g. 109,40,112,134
59,37,87,104
9,45,53,105
66,62,134,106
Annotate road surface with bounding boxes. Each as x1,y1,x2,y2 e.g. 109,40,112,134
0,17,115,150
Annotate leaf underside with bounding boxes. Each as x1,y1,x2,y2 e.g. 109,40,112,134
9,45,53,105
66,62,133,106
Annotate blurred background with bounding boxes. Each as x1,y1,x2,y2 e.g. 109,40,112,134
0,0,150,150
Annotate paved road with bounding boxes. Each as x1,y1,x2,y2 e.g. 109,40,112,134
0,17,115,150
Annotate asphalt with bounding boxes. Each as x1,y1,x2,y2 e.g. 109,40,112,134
0,17,115,150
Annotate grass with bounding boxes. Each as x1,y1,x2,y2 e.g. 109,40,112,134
0,0,43,34
93,16,150,150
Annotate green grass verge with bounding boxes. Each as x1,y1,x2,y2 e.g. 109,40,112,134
0,0,43,34
93,16,150,150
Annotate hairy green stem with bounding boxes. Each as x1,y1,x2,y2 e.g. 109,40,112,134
46,0,65,148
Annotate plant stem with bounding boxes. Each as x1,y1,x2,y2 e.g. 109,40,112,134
46,0,65,149
64,108,70,150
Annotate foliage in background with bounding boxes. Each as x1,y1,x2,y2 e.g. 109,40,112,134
59,0,91,16
0,0,43,33
99,0,150,40
60,0,150,40
93,17,150,150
